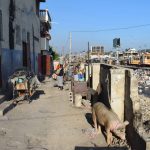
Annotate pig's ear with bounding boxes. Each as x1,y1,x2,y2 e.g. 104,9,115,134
124,121,129,126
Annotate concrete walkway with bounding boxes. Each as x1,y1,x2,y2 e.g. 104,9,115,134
0,78,107,150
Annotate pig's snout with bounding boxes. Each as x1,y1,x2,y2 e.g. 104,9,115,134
114,130,126,140
120,133,125,140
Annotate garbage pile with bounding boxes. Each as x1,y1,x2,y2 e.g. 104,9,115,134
133,69,150,97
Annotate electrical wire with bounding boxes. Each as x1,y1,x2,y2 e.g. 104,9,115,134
71,23,150,33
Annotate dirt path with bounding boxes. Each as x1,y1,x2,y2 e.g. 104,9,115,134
0,79,107,150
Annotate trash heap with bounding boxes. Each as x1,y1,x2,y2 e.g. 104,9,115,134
140,96,150,123
133,69,150,123
133,69,150,138
133,69,150,96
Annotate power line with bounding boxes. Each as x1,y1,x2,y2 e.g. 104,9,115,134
71,23,150,33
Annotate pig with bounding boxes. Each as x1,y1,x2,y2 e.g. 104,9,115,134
92,102,129,145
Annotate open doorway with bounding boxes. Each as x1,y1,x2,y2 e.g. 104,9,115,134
22,42,28,67
22,39,31,70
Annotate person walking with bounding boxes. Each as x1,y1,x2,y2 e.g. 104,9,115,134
56,64,64,90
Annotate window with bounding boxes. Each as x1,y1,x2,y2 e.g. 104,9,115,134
0,10,3,41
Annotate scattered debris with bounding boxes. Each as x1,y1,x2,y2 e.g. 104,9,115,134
0,128,6,136
81,99,91,109
24,134,48,150
139,96,150,122
143,120,150,134
111,136,131,150
82,128,98,139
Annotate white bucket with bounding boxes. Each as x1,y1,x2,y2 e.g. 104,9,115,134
74,94,82,107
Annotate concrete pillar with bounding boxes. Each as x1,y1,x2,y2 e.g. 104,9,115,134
85,65,88,82
85,64,92,82
92,63,101,91
130,70,140,112
110,69,125,121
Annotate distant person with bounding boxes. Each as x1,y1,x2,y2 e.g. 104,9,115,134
56,64,64,90
73,66,79,81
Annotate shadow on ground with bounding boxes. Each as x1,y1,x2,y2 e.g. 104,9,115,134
3,103,16,115
3,90,45,115
30,90,45,101
85,113,93,127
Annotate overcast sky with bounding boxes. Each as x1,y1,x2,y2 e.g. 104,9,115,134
40,0,150,54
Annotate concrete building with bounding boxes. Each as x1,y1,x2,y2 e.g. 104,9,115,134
90,46,104,59
0,0,50,88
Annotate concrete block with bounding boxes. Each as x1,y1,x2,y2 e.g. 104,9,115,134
110,69,125,121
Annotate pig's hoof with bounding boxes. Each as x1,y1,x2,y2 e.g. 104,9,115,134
94,129,101,134
108,144,112,147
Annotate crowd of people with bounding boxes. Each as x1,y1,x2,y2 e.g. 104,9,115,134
52,61,85,90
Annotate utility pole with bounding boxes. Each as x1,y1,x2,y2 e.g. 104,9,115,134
69,32,72,63
88,42,90,87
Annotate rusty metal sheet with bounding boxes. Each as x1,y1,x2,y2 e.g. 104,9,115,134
72,81,88,95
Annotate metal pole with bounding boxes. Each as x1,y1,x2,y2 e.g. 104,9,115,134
69,32,72,63
88,42,90,87
116,47,119,65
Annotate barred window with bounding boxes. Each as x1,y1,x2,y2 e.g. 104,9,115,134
0,10,3,41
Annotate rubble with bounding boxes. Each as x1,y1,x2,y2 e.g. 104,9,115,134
134,95,150,138
133,69,150,97
112,137,131,150
139,96,150,122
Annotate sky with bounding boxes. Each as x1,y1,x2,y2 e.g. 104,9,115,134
40,0,150,54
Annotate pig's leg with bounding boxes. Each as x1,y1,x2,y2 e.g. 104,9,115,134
106,128,111,146
97,124,101,134
109,132,112,145
92,108,98,132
